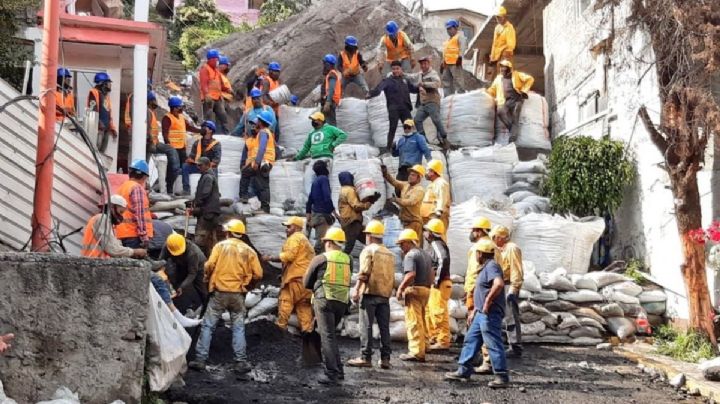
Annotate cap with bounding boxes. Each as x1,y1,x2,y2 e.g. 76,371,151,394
282,216,306,228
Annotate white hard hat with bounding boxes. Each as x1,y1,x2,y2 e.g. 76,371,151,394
110,194,127,208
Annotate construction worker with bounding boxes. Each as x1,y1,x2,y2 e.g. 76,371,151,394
413,56,447,147
445,239,509,388
262,61,282,115
303,228,353,385
149,219,174,259
338,171,377,254
55,67,75,122
163,96,201,194
188,157,221,257
321,54,342,126
422,159,451,230
305,160,338,254
182,121,222,195
123,78,153,132
392,120,431,181
490,6,516,66
116,160,154,249
199,49,229,134
160,233,208,310
243,67,267,111
368,60,418,150
190,219,263,374
239,111,275,213
294,111,347,161
218,56,234,102
464,217,492,310
381,164,425,247
490,225,524,358
87,72,116,152
441,19,468,97
231,88,277,137
486,60,534,141
147,91,179,195
347,220,396,369
395,228,433,362
424,218,452,351
377,20,415,75
262,216,315,333
338,35,369,95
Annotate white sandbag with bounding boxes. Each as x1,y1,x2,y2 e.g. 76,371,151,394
540,328,570,336
602,288,641,305
288,314,299,329
336,97,372,144
451,284,465,300
569,327,603,339
145,284,192,392
522,271,542,293
583,272,630,288
245,291,262,308
270,160,308,213
570,274,598,291
389,321,408,341
544,300,578,312
218,173,241,200
448,160,513,204
278,105,318,151
368,92,403,148
214,134,245,174
245,215,289,257
512,214,606,274
606,316,636,339
520,312,543,323
248,297,279,319
330,158,386,217
151,200,187,212
523,196,551,213
518,289,532,300
512,173,545,187
513,159,547,174
639,290,668,303
333,144,380,159
268,84,291,104
641,302,666,316
513,201,539,217
510,190,536,203
524,301,551,316
343,319,360,339
516,92,551,150
541,314,559,327
441,90,496,147
556,312,581,330
521,320,546,336
390,310,405,322
577,316,606,330
605,281,643,297
449,317,459,334
539,269,576,292
593,303,624,318
447,196,514,276
449,299,468,319
524,335,573,344
571,307,607,325
531,289,558,302
558,290,604,303
505,181,538,195
389,297,404,312
35,387,80,404
618,303,643,317
570,337,604,346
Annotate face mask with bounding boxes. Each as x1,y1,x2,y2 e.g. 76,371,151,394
312,121,322,129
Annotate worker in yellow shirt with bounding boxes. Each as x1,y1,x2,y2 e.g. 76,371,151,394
441,19,468,97
337,171,378,254
422,159,451,230
486,60,534,141
490,6,516,66
424,218,452,351
490,225,524,358
463,217,492,310
381,164,426,247
262,216,315,333
189,219,263,375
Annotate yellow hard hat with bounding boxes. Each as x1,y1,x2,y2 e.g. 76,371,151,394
322,227,346,243
427,159,444,175
490,225,510,240
497,6,508,16
309,111,325,122
472,216,492,230
363,220,385,236
225,219,246,235
424,218,446,235
499,59,513,69
409,164,426,177
166,233,186,256
282,216,306,228
403,119,415,127
474,238,495,254
396,228,419,244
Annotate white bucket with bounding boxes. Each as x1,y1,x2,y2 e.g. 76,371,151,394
218,173,241,200
355,177,379,201
189,173,201,196
269,84,291,104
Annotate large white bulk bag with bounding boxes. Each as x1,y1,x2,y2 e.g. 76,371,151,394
217,173,241,200
270,160,308,213
447,145,519,203
441,90,496,147
336,97,372,145
330,158,387,217
214,135,245,174
368,92,404,148
517,92,551,150
278,105,318,151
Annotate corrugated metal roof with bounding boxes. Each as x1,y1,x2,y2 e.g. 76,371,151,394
0,79,102,254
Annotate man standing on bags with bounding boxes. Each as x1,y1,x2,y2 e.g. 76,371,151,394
262,216,315,334
392,120,432,181
199,49,229,134
441,19,468,97
381,164,425,247
163,96,201,194
347,220,396,369
303,228,353,385
422,159,451,230
338,35,369,95
424,218,452,351
294,112,347,161
305,160,338,254
321,54,342,126
338,171,376,255
490,225,524,358
116,160,154,249
87,72,116,152
182,121,222,196
395,229,433,362
412,56,448,148
239,111,276,213
368,60,418,150
486,60,534,141
190,220,263,374
189,157,221,257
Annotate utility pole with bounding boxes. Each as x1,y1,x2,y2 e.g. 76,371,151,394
131,0,149,163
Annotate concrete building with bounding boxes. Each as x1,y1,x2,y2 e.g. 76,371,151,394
543,0,719,320
175,0,263,25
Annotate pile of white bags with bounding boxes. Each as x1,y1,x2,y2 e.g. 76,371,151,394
214,135,245,174
278,105,317,151
447,144,519,203
336,98,372,145
269,160,308,214
516,93,551,150
330,158,387,217
441,90,496,147
508,157,551,216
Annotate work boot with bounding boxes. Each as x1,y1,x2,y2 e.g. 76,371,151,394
398,353,425,362
488,375,510,388
379,358,391,369
317,374,340,386
444,370,470,381
428,343,450,351
234,360,252,375
474,363,493,374
188,360,206,371
347,357,372,367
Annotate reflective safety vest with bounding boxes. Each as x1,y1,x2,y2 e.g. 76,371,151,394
340,50,361,76
115,180,154,239
124,93,133,128
201,64,222,100
321,250,351,302
246,128,276,164
221,74,233,101
323,69,342,106
80,214,110,258
266,76,279,92
166,113,187,149
55,90,75,122
195,139,219,163
88,88,114,129
149,109,159,145
443,33,461,65
384,32,410,62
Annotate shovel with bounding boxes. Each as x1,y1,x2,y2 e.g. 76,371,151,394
302,319,323,367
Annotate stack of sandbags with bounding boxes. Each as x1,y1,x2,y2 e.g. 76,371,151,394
278,105,317,151
336,97,372,145
380,148,447,198
516,93,551,151
441,90,496,147
368,92,404,148
447,144,519,204
507,157,551,216
330,157,387,218
269,160,308,215
214,135,245,175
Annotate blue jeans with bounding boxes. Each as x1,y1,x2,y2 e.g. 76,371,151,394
195,292,247,362
457,309,508,380
182,163,201,192
414,102,446,139
150,273,173,305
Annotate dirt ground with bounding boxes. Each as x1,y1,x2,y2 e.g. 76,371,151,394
164,320,707,404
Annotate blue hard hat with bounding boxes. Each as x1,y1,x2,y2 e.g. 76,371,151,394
323,54,337,65
147,91,156,102
268,61,281,72
386,21,399,35
207,49,221,60
345,36,358,47
290,95,299,105
249,116,259,125
445,19,459,29
93,72,111,83
202,120,216,132
257,110,274,126
168,96,184,108
249,88,262,98
57,67,71,78
219,56,230,66
129,159,150,176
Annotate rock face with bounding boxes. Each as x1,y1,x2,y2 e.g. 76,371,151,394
0,253,150,403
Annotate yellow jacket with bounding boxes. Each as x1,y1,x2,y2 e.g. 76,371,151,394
463,236,490,293
358,243,396,298
338,185,371,227
279,231,315,286
422,176,451,218
486,71,534,106
205,237,263,293
497,241,524,294
386,176,425,224
490,21,516,62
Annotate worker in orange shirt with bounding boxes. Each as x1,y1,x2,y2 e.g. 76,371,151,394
321,54,342,126
377,20,415,76
116,160,154,249
218,56,234,102
55,67,75,122
261,61,282,112
146,91,179,195
87,72,116,153
162,96,201,195
441,19,468,97
199,49,230,134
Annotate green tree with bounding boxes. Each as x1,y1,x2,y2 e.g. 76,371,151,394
0,0,40,90
257,0,311,26
170,0,237,68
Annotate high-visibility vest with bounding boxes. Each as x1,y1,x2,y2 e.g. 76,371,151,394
55,90,75,122
166,113,187,149
194,139,219,163
149,109,159,145
321,250,351,302
244,84,263,112
201,64,222,100
384,32,410,62
266,76,279,92
340,50,361,76
443,33,461,65
88,88,113,128
221,74,233,101
80,214,110,258
124,93,133,128
115,180,154,239
323,69,342,106
246,128,276,164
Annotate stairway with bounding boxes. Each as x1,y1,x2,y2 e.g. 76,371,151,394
160,46,187,86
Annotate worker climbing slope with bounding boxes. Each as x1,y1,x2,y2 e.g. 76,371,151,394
199,49,230,134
